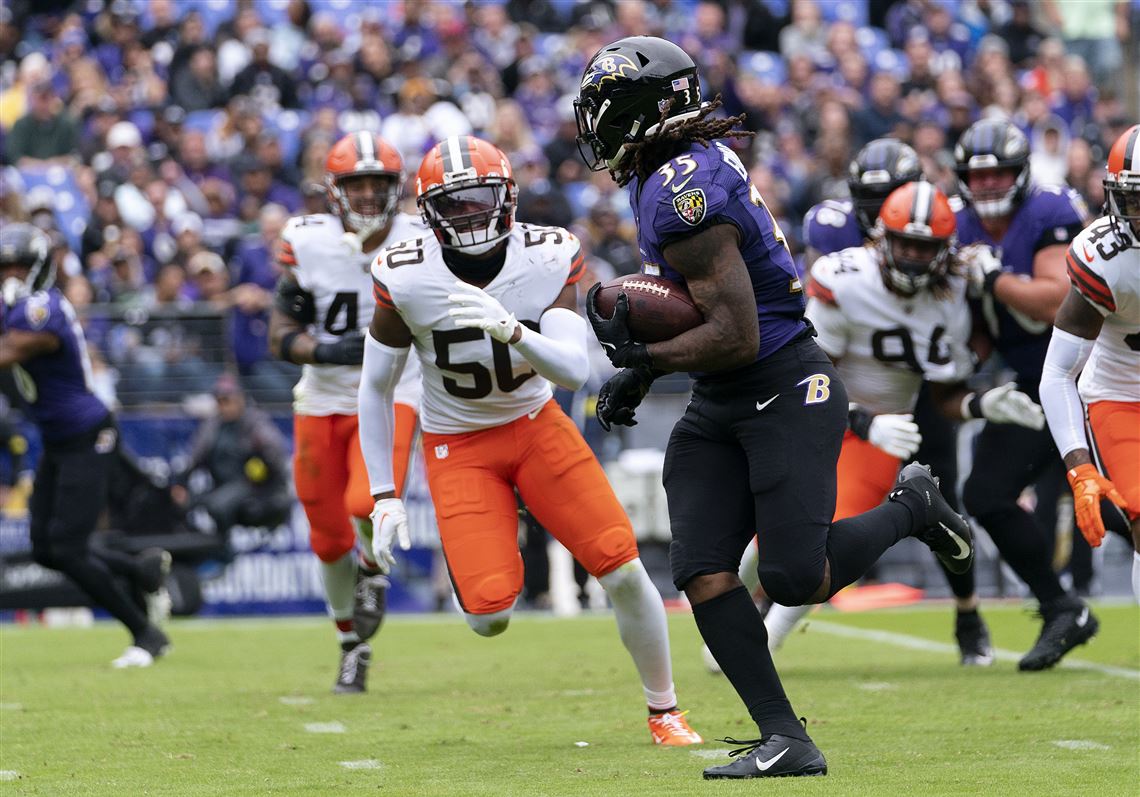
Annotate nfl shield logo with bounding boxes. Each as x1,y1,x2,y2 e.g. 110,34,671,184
672,188,707,226
434,444,449,460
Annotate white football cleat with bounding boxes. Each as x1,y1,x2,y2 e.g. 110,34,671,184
111,646,155,669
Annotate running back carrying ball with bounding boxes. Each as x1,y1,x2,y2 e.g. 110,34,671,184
590,274,703,342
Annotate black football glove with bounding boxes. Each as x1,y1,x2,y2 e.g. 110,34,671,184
596,366,659,432
313,330,366,365
586,283,653,370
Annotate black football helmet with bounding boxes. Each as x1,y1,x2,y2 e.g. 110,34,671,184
953,119,1031,219
848,138,923,234
0,222,53,305
574,36,704,183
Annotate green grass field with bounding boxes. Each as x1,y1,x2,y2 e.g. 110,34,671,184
1,603,1137,796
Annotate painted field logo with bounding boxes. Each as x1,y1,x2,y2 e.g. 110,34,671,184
797,373,831,404
673,188,706,226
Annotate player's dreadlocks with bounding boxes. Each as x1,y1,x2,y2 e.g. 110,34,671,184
626,96,756,185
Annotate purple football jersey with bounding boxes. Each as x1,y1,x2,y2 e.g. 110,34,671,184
2,290,109,441
629,140,807,366
955,184,1088,386
803,199,864,255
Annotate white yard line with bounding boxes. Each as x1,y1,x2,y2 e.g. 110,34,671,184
809,620,1140,681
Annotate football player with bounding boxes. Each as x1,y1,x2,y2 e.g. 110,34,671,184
954,119,1099,670
269,132,424,694
802,138,923,271
575,36,973,779
358,135,702,746
764,182,1045,655
1040,124,1139,602
0,223,170,668
792,140,991,665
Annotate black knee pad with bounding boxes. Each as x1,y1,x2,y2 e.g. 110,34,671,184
757,563,818,607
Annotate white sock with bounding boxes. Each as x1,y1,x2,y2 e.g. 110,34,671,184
739,539,760,595
599,558,677,710
320,552,358,625
1132,551,1140,606
764,603,812,651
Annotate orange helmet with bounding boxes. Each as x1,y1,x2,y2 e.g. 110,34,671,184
415,135,516,254
875,181,957,296
325,131,404,233
1104,124,1140,245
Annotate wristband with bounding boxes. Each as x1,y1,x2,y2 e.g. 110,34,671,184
847,404,873,439
279,330,304,364
960,391,984,420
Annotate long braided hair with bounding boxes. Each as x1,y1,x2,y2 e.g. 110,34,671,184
624,95,756,185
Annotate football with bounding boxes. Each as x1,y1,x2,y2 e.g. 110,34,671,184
592,274,703,343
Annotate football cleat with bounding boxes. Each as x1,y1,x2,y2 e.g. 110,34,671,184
955,610,994,667
1018,595,1099,672
702,733,827,779
890,463,974,574
353,571,389,642
334,642,372,694
648,710,703,746
113,625,171,668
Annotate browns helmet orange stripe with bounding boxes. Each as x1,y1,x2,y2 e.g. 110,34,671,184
875,181,956,297
1104,124,1140,246
415,136,516,254
325,132,404,235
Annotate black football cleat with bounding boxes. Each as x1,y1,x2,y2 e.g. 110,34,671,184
890,463,974,574
333,642,372,694
955,609,994,667
353,571,389,642
702,734,827,779
1018,595,1099,672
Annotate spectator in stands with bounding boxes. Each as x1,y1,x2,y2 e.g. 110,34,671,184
1050,55,1097,139
851,70,906,148
186,250,228,307
780,0,828,63
998,0,1047,67
4,80,79,165
170,374,292,543
170,45,226,112
1043,0,1130,90
229,28,298,110
584,204,639,276
230,203,288,377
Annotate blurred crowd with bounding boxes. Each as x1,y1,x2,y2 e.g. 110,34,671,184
0,0,1137,406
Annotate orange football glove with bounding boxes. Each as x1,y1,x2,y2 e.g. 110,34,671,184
1066,464,1128,548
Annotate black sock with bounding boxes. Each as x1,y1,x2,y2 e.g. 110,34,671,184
691,586,808,741
52,551,149,637
825,503,912,599
977,507,1066,604
941,558,976,599
648,706,677,715
341,639,361,652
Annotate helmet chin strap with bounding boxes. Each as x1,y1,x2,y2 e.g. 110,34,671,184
2,276,26,306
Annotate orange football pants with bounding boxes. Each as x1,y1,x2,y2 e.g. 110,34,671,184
1088,400,1140,520
294,403,418,562
833,429,901,521
422,399,639,615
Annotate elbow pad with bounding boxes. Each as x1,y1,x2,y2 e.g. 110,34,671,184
274,276,316,325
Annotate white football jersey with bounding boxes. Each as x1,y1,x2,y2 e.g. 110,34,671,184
373,223,584,434
1067,217,1140,403
281,211,425,416
806,245,974,415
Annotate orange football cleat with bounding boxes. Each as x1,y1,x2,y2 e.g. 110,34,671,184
648,709,703,746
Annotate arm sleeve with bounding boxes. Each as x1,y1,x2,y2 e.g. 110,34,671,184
1039,327,1095,458
358,333,410,495
511,306,590,390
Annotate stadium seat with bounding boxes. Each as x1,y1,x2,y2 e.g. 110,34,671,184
821,0,869,27
739,50,787,86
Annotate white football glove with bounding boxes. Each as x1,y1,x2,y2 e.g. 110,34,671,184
979,382,1046,429
447,280,519,344
370,498,410,575
959,243,1004,298
868,413,923,460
